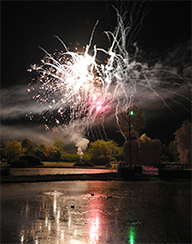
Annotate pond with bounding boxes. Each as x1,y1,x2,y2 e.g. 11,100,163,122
1,181,191,243
10,168,117,176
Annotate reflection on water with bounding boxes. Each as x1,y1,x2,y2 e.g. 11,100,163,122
18,190,104,244
128,226,135,244
10,168,117,176
1,181,191,244
90,213,99,243
89,198,101,244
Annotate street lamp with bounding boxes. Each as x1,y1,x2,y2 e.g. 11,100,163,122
130,110,134,116
127,110,134,168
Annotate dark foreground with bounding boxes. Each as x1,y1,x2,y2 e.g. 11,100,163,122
1,181,191,244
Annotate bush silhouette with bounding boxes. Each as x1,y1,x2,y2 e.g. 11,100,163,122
73,162,94,167
20,154,43,166
10,160,27,168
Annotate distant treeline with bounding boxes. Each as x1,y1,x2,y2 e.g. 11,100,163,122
0,120,191,166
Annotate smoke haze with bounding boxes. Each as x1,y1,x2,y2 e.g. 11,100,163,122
1,39,191,145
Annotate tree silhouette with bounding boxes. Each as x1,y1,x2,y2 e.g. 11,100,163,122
117,104,146,140
22,137,35,155
1,140,26,163
52,138,64,153
174,120,191,164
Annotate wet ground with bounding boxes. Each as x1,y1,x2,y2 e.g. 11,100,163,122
1,181,191,244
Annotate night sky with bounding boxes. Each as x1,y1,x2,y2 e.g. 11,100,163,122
1,1,191,146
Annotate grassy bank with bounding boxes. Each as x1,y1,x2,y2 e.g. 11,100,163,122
0,161,118,169
0,162,119,183
1,163,190,183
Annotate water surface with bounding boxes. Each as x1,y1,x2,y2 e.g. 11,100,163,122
1,181,191,243
10,168,117,176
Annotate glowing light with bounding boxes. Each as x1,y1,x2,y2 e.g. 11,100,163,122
128,226,135,244
90,214,100,243
96,105,102,112
48,223,51,231
61,230,64,239
28,8,190,141
21,235,24,243
130,111,134,116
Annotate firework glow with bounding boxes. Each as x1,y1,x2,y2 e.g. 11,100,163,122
28,9,191,144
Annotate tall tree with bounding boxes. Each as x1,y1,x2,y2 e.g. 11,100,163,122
1,140,26,163
35,141,48,161
47,145,61,161
161,141,179,163
22,137,35,155
89,140,108,160
117,104,146,140
52,139,64,153
0,144,5,160
124,134,161,166
174,120,191,164
88,139,119,165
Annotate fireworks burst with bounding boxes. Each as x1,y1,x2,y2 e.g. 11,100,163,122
28,8,191,142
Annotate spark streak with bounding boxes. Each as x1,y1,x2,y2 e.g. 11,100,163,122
28,8,191,141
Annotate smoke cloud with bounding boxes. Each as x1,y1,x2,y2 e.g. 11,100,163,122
0,40,191,145
75,138,89,161
1,85,50,121
75,138,89,151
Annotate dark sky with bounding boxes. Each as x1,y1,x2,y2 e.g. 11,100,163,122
1,1,191,145
2,1,191,88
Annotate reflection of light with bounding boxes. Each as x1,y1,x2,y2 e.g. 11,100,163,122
61,230,64,239
48,222,51,231
53,191,61,226
57,208,60,224
90,213,100,243
53,194,57,213
45,216,48,226
96,215,99,229
35,236,38,244
68,216,71,227
128,226,135,244
21,235,24,243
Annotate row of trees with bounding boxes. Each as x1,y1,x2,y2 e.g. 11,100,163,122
1,123,190,166
0,136,123,165
1,138,65,164
116,105,191,165
1,105,191,165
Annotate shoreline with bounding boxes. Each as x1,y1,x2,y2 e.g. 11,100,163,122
1,174,191,184
2,173,189,184
1,164,191,183
1,173,122,183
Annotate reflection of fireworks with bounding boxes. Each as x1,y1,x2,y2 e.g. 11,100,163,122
28,9,191,141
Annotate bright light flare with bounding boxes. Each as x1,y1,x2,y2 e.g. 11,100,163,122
28,8,191,141
96,104,102,112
